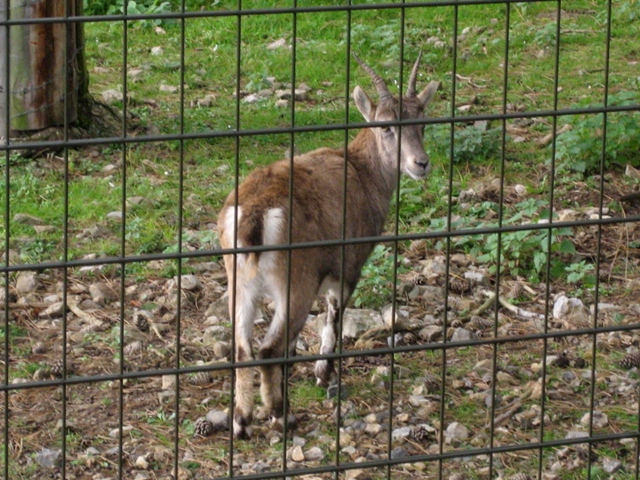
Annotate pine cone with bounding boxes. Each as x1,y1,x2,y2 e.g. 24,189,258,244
49,359,65,378
620,352,640,370
124,340,143,356
403,332,417,345
194,417,214,437
507,281,524,299
423,374,441,394
412,423,434,443
189,372,212,385
449,276,471,294
133,311,151,332
468,316,493,330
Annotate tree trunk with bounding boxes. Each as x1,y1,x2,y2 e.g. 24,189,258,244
0,0,89,134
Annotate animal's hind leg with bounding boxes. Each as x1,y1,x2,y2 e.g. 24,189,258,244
225,264,260,439
314,293,341,388
257,291,314,429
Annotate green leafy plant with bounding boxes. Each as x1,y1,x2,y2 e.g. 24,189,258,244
352,244,407,309
429,124,501,164
554,91,640,174
566,260,596,286
446,199,576,282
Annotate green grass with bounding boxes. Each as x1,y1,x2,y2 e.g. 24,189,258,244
1,1,638,292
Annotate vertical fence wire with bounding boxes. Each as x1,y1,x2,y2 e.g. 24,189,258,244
1,0,8,477
117,4,130,479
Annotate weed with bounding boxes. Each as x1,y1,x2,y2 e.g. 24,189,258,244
554,92,640,174
429,124,501,164
352,244,407,309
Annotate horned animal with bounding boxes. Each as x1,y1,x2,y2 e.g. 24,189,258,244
218,53,439,439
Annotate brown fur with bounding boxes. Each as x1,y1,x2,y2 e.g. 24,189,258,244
217,57,439,439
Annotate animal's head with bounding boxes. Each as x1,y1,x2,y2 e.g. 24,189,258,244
353,52,439,180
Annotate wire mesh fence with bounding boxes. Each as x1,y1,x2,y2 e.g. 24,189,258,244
1,1,640,479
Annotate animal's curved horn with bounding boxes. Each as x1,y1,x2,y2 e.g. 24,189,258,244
352,52,392,102
407,50,423,97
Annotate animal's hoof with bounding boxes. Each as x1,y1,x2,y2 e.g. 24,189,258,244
314,360,337,388
233,414,253,440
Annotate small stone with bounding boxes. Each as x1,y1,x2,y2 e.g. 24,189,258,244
159,84,178,93
15,271,38,294
89,282,117,305
101,89,123,104
13,213,45,226
304,446,325,461
581,410,608,429
364,423,383,435
205,410,229,432
553,295,588,320
290,445,305,462
213,341,230,358
602,457,622,474
444,422,469,445
127,196,145,206
390,447,408,459
392,426,414,441
109,425,134,438
151,46,163,55
267,38,287,49
514,184,526,196
135,455,150,469
32,341,46,354
33,225,56,234
178,274,202,291
106,211,123,221
34,448,62,468
451,327,473,343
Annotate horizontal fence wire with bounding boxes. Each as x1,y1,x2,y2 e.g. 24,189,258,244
2,0,640,479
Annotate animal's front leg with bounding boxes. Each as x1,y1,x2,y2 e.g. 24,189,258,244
315,295,340,388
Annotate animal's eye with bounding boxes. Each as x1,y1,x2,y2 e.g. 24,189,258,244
381,126,393,134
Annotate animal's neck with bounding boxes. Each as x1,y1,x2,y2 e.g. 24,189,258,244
347,128,399,234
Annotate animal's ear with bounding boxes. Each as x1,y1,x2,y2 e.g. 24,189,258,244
417,81,440,111
353,86,374,122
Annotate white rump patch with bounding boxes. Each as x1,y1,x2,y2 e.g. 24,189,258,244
223,206,243,247
263,208,285,245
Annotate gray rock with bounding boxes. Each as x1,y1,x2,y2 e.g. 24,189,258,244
13,213,45,225
205,409,229,432
381,304,409,327
205,296,229,321
451,327,474,343
418,325,442,342
339,309,384,339
106,211,123,221
304,446,325,461
602,457,622,474
34,448,62,468
464,270,489,286
445,422,469,444
290,445,305,462
392,426,414,441
89,282,117,305
15,271,38,294
177,274,202,291
390,447,409,460
581,410,608,429
102,89,124,104
213,341,230,358
553,295,588,320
